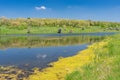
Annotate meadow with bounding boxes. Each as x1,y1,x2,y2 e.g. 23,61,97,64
0,18,120,34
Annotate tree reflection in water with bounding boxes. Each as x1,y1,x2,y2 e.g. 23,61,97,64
0,35,105,49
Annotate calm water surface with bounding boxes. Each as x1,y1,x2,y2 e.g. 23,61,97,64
0,33,114,70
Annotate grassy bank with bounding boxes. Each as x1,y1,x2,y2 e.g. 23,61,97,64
0,26,120,35
0,26,119,35
65,35,120,80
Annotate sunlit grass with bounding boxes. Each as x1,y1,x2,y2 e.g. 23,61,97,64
65,35,120,80
0,26,118,35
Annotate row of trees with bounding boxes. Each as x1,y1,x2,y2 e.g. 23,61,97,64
0,17,120,29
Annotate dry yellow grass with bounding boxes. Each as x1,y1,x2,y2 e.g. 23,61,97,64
28,42,107,80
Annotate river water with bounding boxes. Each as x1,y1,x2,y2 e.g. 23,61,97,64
0,32,116,70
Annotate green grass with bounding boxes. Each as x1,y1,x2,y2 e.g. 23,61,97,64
65,34,120,80
0,26,119,35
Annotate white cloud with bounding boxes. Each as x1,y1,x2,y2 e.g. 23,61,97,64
35,6,46,10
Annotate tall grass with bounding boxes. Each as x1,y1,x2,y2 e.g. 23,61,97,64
65,35,120,80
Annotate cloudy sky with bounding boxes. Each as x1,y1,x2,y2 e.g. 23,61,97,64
0,0,120,21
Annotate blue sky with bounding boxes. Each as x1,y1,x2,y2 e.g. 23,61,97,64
0,0,120,21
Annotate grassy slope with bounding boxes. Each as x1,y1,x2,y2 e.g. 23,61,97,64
65,35,120,80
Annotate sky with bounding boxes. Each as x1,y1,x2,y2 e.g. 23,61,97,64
0,0,120,22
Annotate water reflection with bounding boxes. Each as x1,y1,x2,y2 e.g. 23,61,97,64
0,35,105,70
0,36,104,49
36,54,47,59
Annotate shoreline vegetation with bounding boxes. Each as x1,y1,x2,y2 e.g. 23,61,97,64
65,35,120,80
0,18,120,35
28,34,120,80
28,42,96,80
27,39,106,80
0,34,120,80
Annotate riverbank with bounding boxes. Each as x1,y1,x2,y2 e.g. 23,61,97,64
0,34,119,80
28,39,108,80
65,34,120,80
0,26,119,35
28,34,120,80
